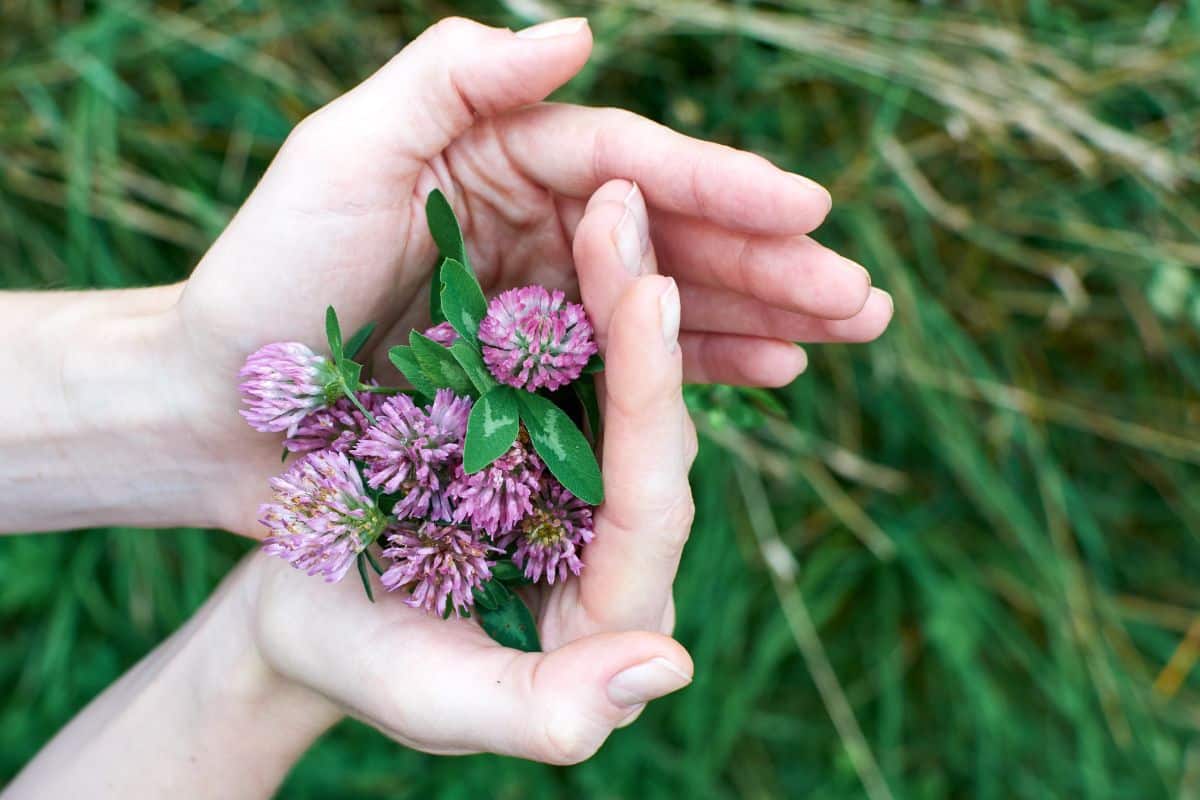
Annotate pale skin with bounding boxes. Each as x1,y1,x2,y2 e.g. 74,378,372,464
0,16,892,797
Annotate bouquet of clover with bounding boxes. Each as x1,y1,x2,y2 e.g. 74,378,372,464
237,190,605,653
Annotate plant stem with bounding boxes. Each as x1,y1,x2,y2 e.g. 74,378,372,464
359,385,410,396
343,386,378,425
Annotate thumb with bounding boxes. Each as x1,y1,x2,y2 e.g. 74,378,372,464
578,274,696,632
500,631,693,764
322,16,592,164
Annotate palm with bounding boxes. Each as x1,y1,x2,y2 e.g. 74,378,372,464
254,547,660,761
376,124,592,362
156,16,890,767
174,105,583,529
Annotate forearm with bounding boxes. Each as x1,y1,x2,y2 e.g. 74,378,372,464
0,286,222,532
3,558,340,800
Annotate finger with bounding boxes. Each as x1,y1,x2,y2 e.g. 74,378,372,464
194,17,595,350
495,631,692,764
571,182,874,384
680,333,808,387
579,275,693,631
653,212,873,319
499,103,833,235
259,557,691,765
389,626,692,765
679,284,894,343
574,178,659,351
393,628,691,767
312,17,593,166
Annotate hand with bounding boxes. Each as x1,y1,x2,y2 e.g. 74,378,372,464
9,180,707,790
251,205,702,762
4,217,698,789
151,15,891,537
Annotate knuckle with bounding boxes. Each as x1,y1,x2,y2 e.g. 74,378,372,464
427,15,478,43
682,416,700,467
537,712,605,765
284,108,334,154
697,332,723,379
591,107,647,178
660,595,677,635
661,495,696,538
733,235,762,293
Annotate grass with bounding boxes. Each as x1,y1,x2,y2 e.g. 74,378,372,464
2,1,1199,797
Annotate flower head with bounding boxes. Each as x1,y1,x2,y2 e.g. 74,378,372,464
424,321,460,346
380,522,496,617
352,389,471,521
259,450,387,582
448,438,542,537
284,387,384,455
499,480,594,585
478,286,597,392
239,342,340,434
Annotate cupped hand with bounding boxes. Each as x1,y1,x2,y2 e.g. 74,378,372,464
249,200,701,762
156,16,891,536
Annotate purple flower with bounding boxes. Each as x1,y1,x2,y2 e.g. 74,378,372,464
478,286,598,392
448,439,542,537
259,450,387,582
284,388,384,455
424,321,459,346
380,522,496,617
239,342,340,435
499,481,594,585
352,389,471,521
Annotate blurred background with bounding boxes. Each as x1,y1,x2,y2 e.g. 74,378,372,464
2,1,1198,797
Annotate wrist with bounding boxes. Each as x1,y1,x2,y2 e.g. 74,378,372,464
184,556,344,770
0,284,233,532
6,554,341,799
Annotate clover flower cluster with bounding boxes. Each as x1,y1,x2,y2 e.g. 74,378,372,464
237,287,597,619
480,286,597,392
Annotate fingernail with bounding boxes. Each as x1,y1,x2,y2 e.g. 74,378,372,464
789,173,833,212
841,256,871,289
515,17,588,39
613,183,650,276
659,278,680,353
873,286,894,313
607,657,692,708
792,344,809,375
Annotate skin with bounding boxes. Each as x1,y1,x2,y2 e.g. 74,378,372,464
2,16,890,536
0,15,893,795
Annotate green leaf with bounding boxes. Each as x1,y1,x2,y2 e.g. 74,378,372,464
425,188,468,266
574,378,602,443
474,578,541,652
337,360,376,423
356,554,375,603
344,321,376,360
464,386,520,473
472,578,505,612
409,331,474,395
388,345,436,399
339,359,362,390
517,392,604,505
429,261,447,326
440,257,487,342
491,559,532,587
582,353,605,374
325,305,344,360
425,189,469,327
450,340,498,395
